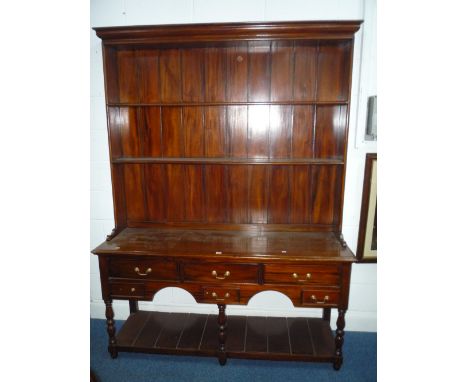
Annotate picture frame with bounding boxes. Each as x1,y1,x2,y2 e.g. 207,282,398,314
356,153,377,262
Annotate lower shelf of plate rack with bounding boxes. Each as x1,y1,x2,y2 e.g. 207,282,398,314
115,311,336,362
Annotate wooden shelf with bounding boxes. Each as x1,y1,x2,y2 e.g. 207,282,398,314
112,157,344,165
107,101,349,107
115,311,335,362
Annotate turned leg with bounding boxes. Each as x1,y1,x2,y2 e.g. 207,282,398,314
322,308,331,322
333,309,346,370
129,300,139,314
105,300,118,358
217,303,227,365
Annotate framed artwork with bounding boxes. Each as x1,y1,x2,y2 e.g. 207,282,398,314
356,153,377,262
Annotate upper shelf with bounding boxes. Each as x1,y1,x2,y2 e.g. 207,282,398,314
94,20,363,46
107,101,349,107
112,157,345,165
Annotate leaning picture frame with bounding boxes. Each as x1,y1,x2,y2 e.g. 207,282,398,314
356,153,377,262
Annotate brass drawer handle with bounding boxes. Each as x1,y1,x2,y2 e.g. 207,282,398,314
310,295,330,304
134,267,152,276
130,287,136,292
211,270,230,279
292,273,311,282
210,291,230,300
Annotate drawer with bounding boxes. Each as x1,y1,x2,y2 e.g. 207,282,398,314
202,286,240,304
183,263,259,283
109,258,178,281
110,282,145,299
301,289,340,307
264,264,340,286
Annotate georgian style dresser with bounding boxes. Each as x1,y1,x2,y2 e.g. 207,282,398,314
93,20,362,370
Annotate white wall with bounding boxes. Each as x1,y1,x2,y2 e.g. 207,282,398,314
90,0,377,332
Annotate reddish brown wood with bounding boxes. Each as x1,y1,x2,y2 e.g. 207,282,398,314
161,107,184,157
93,21,361,369
317,41,351,101
145,164,166,221
113,157,343,165
263,263,340,285
138,49,160,103
116,311,337,361
94,21,362,45
227,165,248,223
205,47,227,102
117,49,138,103
181,48,204,102
166,164,185,221
248,42,271,102
333,309,346,370
226,43,248,102
184,165,204,221
293,42,317,101
140,107,162,156
183,262,259,283
159,49,181,102
123,164,145,221
94,228,355,261
204,165,227,222
217,304,227,365
109,258,178,280
105,300,118,358
205,106,226,157
183,107,204,157
291,106,314,158
268,166,289,223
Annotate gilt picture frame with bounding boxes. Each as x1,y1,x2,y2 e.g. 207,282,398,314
356,153,377,262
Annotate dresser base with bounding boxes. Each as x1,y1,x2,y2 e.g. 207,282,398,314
113,310,339,366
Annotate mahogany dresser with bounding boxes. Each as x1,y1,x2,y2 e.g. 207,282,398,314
92,20,362,370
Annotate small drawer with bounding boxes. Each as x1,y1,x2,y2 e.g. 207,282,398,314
264,264,340,286
109,258,178,281
110,282,145,299
202,286,240,304
301,289,340,307
183,263,259,283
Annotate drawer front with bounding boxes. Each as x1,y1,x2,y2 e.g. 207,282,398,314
202,286,240,304
264,264,340,286
110,282,145,299
183,263,259,283
301,289,340,307
109,259,178,281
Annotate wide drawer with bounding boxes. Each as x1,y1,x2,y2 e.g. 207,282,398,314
110,282,145,299
183,263,259,283
301,288,340,307
109,258,178,281
201,286,240,304
264,264,340,286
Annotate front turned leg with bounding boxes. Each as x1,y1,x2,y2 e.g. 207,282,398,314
217,303,227,365
105,300,118,358
333,309,346,370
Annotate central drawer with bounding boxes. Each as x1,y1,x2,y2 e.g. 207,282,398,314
202,286,240,303
183,263,259,283
264,264,341,286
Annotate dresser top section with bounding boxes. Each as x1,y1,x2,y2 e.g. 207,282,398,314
92,228,354,262
94,20,362,45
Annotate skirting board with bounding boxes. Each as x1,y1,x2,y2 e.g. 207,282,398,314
90,300,377,332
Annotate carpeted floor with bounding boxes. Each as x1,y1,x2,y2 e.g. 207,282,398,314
91,318,376,382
